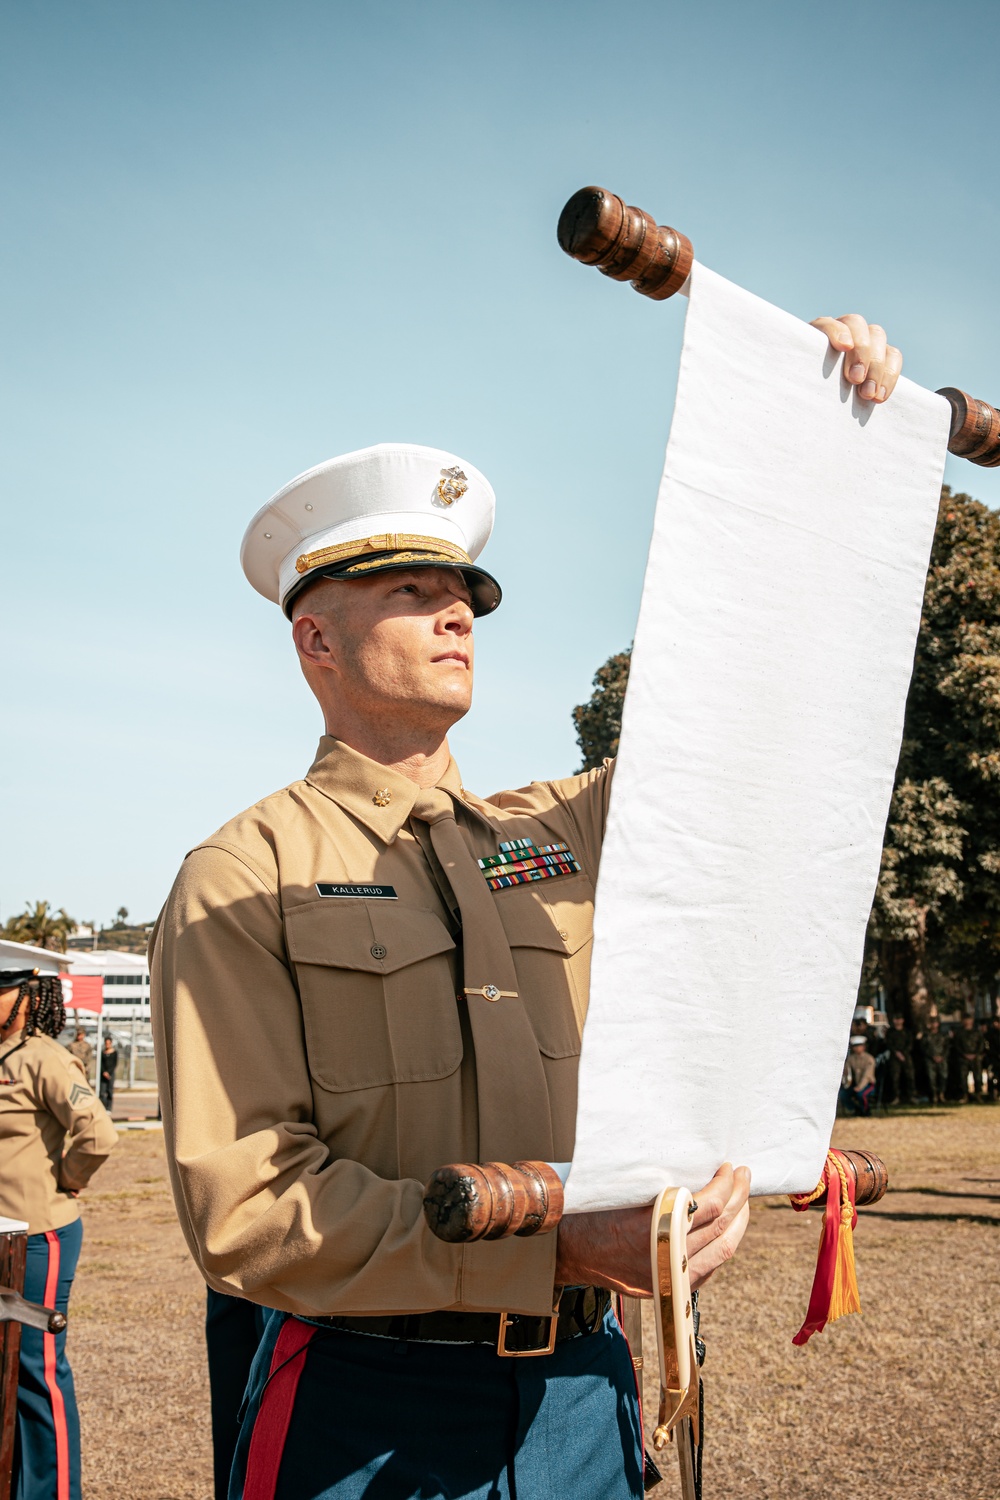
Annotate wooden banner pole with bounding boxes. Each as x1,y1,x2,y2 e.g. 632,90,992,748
557,185,1000,469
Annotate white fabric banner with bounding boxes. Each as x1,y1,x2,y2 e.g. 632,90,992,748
565,263,949,1211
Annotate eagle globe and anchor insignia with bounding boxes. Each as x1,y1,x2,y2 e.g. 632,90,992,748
436,466,468,505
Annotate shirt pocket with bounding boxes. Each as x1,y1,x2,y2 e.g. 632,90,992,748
284,900,462,1092
494,890,591,1059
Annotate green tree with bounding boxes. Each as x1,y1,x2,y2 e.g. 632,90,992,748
1,900,76,952
874,486,1000,1020
571,487,1000,1024
573,648,632,770
867,777,966,1024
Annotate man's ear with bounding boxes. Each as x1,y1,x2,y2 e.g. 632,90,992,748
292,609,340,671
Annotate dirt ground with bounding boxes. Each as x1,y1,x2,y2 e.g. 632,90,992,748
69,1108,999,1500
69,1128,211,1499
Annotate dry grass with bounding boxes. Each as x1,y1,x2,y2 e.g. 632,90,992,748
72,1132,212,1500
644,1107,1000,1500
68,1111,999,1499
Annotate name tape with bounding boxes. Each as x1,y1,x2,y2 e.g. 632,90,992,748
316,883,399,899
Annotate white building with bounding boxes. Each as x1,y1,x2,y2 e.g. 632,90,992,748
0,940,150,1019
0,939,155,1090
68,949,150,1020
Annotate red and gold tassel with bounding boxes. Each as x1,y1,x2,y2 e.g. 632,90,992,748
788,1148,861,1346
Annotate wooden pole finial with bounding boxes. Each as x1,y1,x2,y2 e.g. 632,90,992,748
422,1160,564,1243
422,1151,889,1242
559,185,1000,470
557,186,693,302
837,1148,889,1206
936,388,1000,468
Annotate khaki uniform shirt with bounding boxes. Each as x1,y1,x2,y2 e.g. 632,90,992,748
150,737,612,1321
843,1049,876,1091
0,1033,118,1233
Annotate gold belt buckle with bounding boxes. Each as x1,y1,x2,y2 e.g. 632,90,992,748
496,1310,559,1358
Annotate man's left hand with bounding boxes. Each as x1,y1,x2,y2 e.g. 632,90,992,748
810,314,903,403
554,1162,751,1297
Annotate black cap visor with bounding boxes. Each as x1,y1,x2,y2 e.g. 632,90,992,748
284,551,502,619
0,969,39,988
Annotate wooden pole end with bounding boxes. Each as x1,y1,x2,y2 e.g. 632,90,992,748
557,185,692,301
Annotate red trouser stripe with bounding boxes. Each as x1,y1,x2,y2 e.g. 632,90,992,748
42,1231,70,1500
243,1317,317,1500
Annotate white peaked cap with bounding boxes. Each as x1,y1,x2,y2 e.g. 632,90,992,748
240,442,501,617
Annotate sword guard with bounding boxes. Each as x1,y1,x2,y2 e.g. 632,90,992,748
649,1187,701,1452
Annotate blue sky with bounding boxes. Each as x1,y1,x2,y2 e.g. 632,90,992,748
3,0,998,923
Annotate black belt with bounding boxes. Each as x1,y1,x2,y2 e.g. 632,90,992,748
304,1286,611,1358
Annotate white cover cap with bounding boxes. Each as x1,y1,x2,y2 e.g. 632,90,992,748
241,442,499,615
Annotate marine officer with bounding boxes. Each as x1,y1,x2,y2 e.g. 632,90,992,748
151,317,901,1500
0,969,118,1500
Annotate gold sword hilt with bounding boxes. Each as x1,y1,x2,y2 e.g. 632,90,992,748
650,1188,701,1453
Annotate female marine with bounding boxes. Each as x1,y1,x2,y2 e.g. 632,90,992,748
0,968,117,1500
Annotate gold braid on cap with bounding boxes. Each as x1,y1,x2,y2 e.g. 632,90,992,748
295,534,472,575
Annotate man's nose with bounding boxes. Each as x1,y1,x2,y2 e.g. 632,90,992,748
443,599,474,632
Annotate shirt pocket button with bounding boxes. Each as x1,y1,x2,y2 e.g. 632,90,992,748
370,943,387,960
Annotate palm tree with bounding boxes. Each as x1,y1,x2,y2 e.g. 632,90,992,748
1,901,77,952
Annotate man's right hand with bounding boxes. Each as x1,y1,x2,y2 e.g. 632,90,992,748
554,1162,751,1298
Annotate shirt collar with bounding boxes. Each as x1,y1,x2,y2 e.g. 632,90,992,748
304,736,491,843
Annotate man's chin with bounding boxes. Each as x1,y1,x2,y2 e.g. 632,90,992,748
418,678,474,718
384,689,473,733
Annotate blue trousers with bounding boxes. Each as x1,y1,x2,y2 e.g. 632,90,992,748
14,1218,83,1500
230,1308,644,1500
207,1289,269,1500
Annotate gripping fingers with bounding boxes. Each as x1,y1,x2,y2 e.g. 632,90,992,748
689,1200,751,1289
687,1164,750,1260
836,314,873,387
810,316,854,353
879,344,903,402
860,324,887,402
811,313,902,403
689,1163,735,1235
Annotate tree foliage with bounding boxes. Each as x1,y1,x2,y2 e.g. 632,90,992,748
871,485,1000,1019
572,486,1000,1020
1,900,76,952
573,648,632,770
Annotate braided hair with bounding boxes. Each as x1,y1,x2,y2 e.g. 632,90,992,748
6,975,67,1040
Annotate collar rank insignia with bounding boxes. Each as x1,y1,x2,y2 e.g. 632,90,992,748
477,838,581,891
